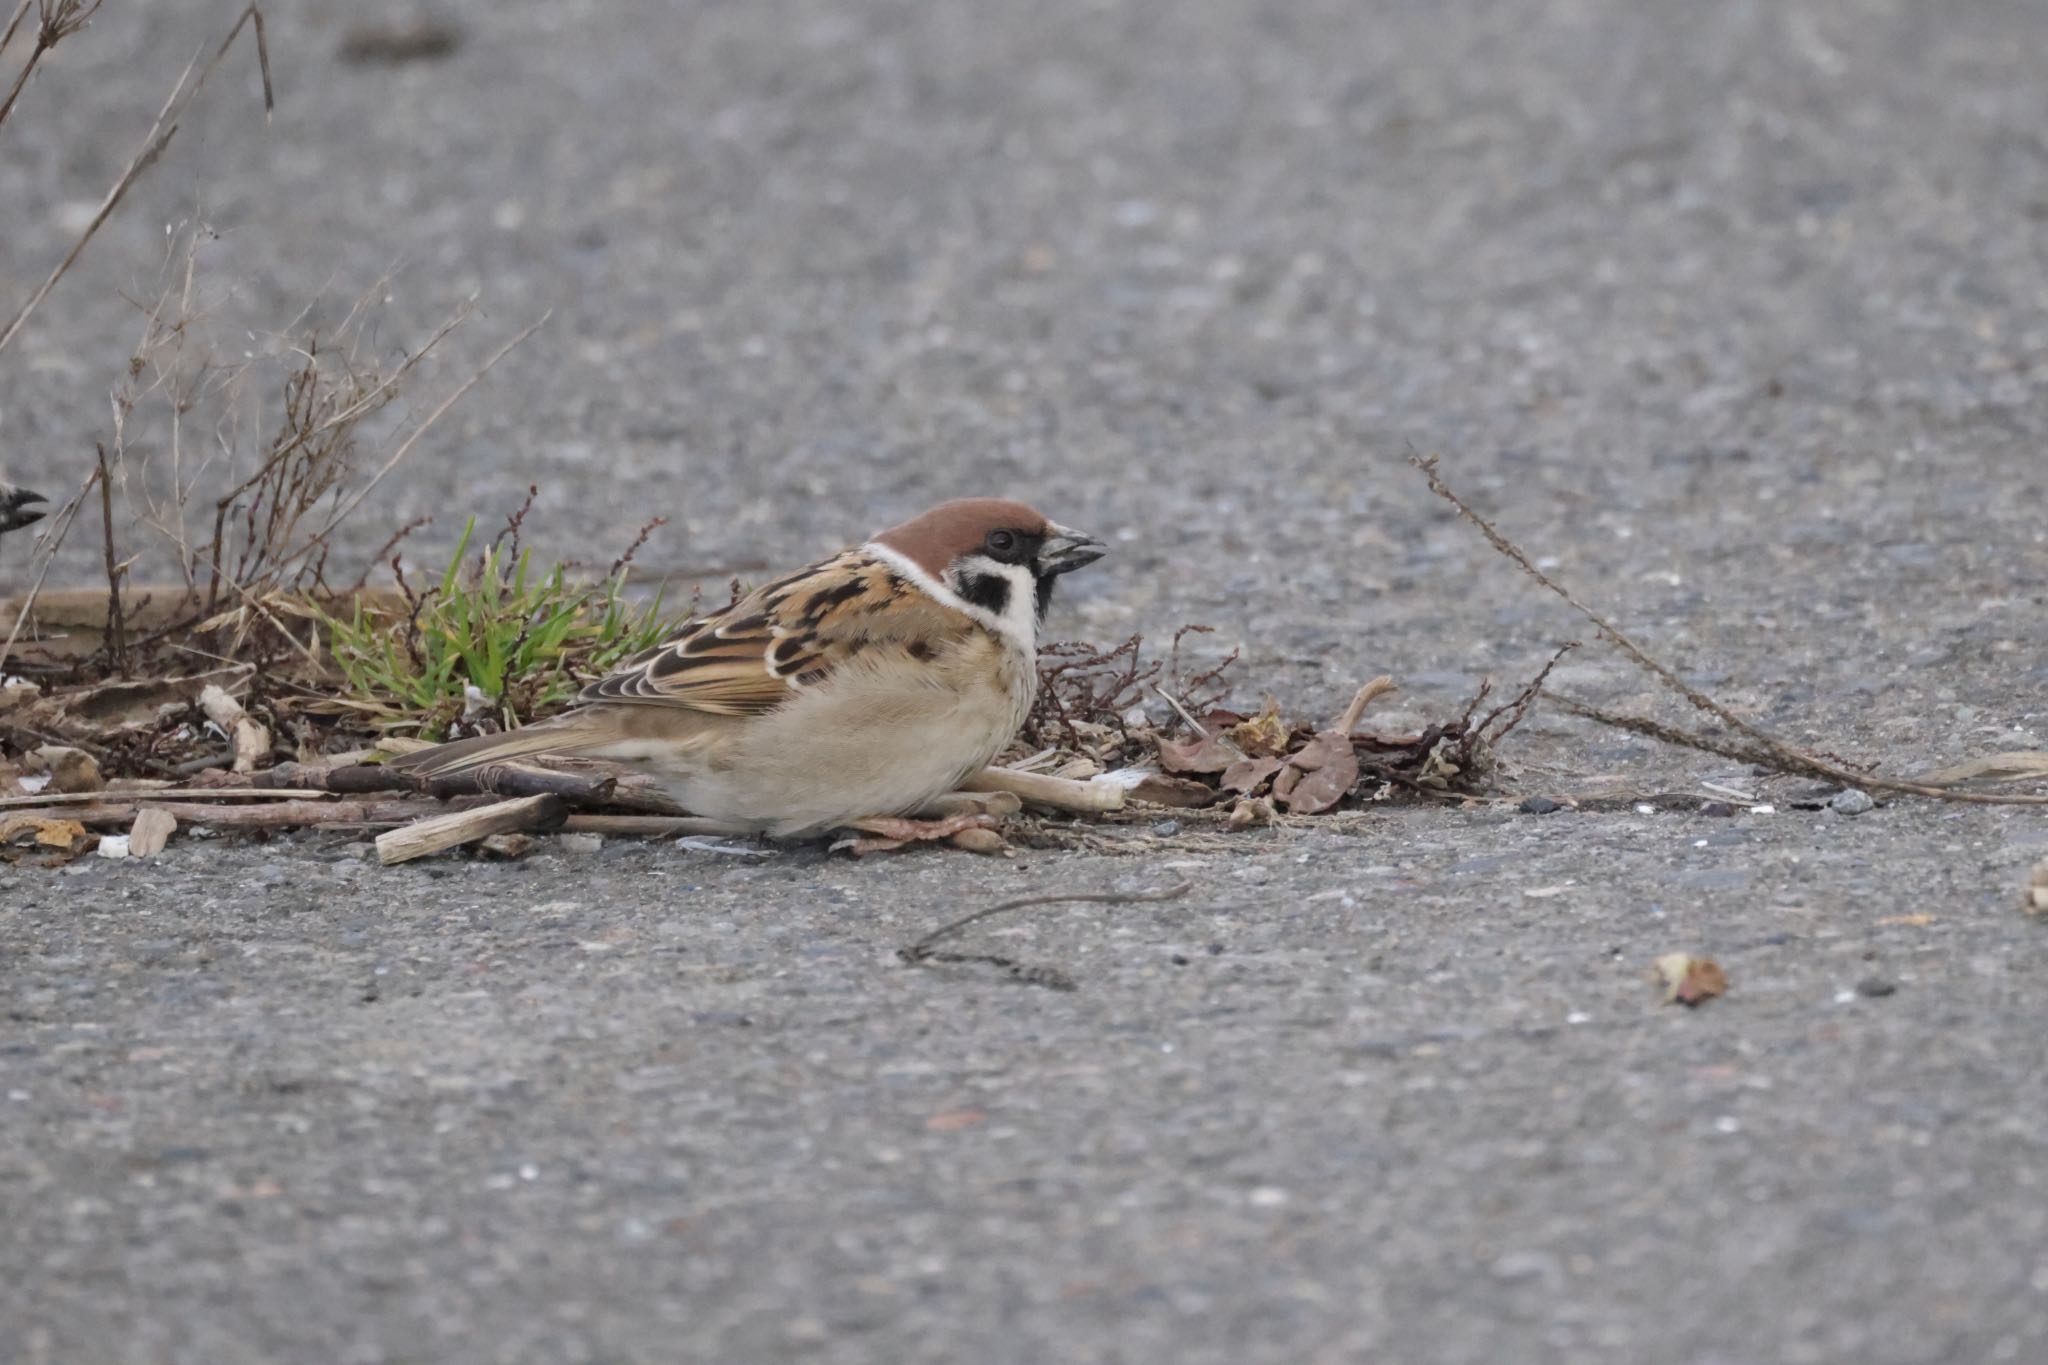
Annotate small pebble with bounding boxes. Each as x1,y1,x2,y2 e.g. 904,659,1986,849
557,832,605,855
1519,795,1561,815
1699,801,1737,818
1856,976,1897,998
1150,820,1182,837
480,832,536,860
1829,788,1875,815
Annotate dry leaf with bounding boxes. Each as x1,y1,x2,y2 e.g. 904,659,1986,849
1227,698,1291,757
924,1109,987,1132
46,667,250,731
1878,913,1935,928
1128,773,1217,808
0,815,96,865
834,812,993,857
1653,952,1728,1006
1219,754,1284,795
1226,795,1277,829
947,827,1008,854
1413,735,1468,790
1272,731,1360,814
2027,860,2048,917
1156,732,1247,775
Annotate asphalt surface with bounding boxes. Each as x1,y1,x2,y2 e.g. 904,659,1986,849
6,2,2048,1362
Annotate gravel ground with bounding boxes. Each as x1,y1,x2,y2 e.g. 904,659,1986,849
5,2,2048,1362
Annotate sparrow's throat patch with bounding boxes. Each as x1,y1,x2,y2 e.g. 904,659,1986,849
955,570,1011,619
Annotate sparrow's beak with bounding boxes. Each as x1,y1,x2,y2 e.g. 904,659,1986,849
1036,523,1107,576
0,486,48,535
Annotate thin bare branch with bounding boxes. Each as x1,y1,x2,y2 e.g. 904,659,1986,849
0,3,271,358
0,469,98,675
278,312,550,574
0,0,35,55
1408,453,2048,806
901,880,1192,966
1551,695,2048,806
94,442,128,675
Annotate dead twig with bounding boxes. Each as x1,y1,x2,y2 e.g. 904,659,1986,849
198,683,269,772
0,0,101,133
1471,640,1576,744
425,762,615,806
0,3,271,358
278,312,550,576
1153,682,1212,739
0,785,343,811
1410,454,2048,806
93,443,129,676
19,797,437,829
1335,675,1398,734
963,766,1127,814
0,469,99,675
375,793,567,864
898,880,1193,991
1551,696,2048,805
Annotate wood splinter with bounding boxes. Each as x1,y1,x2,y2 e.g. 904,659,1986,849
963,766,1126,814
375,794,567,865
199,684,270,773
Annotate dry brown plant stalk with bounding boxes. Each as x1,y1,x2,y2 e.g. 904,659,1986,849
898,880,1194,991
0,1,105,133
1410,453,2048,806
0,3,271,357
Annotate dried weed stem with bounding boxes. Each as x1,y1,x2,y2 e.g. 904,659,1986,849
1410,453,2048,805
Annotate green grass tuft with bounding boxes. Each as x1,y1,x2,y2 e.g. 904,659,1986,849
325,517,676,738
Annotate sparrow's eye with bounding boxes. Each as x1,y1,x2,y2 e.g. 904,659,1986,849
985,529,1018,559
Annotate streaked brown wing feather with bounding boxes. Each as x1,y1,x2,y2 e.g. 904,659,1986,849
578,549,977,716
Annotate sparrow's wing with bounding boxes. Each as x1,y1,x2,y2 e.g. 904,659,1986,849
579,550,975,715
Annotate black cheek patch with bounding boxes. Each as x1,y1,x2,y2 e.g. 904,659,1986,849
905,639,933,661
956,572,1010,618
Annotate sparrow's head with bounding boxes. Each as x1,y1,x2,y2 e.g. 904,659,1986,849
0,483,48,536
872,497,1107,643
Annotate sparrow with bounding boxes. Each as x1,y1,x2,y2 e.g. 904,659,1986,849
388,498,1108,837
0,481,47,536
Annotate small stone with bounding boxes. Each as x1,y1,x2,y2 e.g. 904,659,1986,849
556,832,604,855
1829,788,1875,815
1151,820,1182,837
480,832,536,859
1518,795,1561,815
1699,801,1737,818
1855,976,1897,998
128,807,176,857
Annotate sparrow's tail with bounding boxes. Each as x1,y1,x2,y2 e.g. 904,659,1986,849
384,715,617,779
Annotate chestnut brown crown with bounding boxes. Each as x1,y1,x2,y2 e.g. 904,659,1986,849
872,498,1056,578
